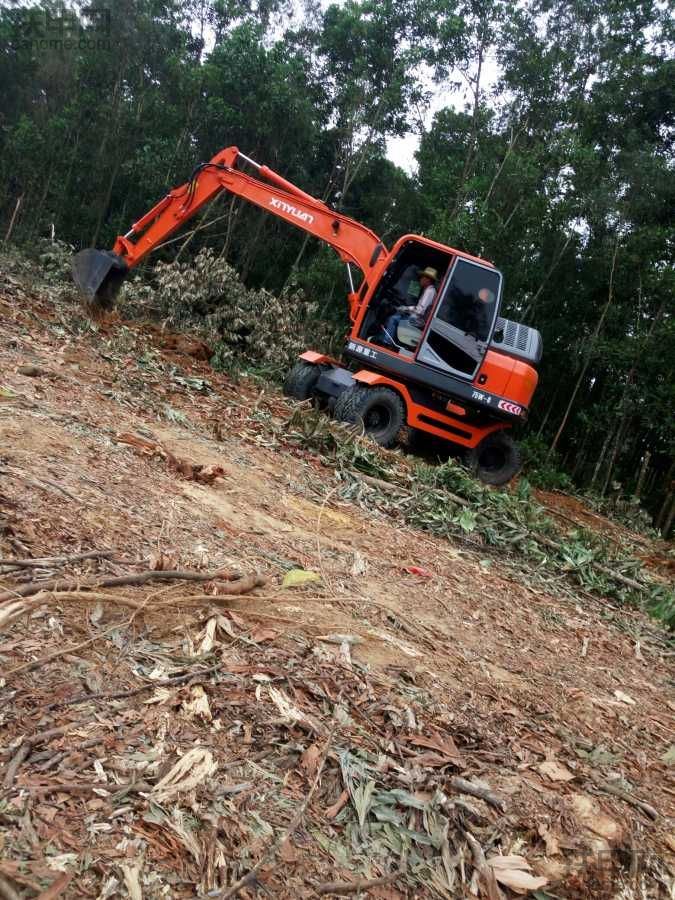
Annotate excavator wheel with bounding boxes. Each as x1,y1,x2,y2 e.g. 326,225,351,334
283,360,320,401
465,430,522,486
333,385,405,448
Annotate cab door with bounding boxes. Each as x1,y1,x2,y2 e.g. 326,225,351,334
416,258,502,379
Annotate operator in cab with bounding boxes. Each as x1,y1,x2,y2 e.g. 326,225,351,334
379,266,438,348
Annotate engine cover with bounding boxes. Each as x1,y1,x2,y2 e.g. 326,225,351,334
490,318,543,366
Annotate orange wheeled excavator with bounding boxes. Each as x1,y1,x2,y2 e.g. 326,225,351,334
72,145,542,485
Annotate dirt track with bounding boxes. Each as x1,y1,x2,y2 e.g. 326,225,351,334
1,271,673,898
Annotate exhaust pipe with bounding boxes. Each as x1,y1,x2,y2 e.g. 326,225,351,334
71,249,129,311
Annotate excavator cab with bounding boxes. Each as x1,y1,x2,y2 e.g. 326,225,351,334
414,256,501,378
358,242,504,379
357,240,452,350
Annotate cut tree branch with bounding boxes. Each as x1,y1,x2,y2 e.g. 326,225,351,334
43,663,223,711
316,873,401,895
449,776,505,812
0,549,115,570
0,567,241,603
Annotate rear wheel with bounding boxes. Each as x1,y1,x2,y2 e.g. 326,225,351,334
283,360,320,401
333,385,406,448
466,430,522,486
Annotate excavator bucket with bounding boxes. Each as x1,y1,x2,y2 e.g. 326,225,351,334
71,249,129,311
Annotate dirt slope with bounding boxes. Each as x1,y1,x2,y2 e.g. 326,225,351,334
0,269,673,899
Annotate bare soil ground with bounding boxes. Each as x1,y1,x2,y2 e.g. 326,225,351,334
0,267,673,899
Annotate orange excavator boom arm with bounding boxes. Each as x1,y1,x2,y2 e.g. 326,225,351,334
112,146,385,275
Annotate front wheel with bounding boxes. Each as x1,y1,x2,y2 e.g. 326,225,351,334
333,385,406,448
283,360,320,401
465,430,522,486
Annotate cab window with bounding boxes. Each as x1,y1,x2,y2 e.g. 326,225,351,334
435,260,500,341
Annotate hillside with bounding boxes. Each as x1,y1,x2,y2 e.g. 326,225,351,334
0,260,673,899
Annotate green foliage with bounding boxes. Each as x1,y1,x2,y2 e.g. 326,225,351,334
519,435,574,491
124,249,339,378
35,239,76,282
281,404,673,627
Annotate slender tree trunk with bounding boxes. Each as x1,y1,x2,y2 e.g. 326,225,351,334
571,427,592,478
166,92,197,184
501,198,523,232
536,382,560,436
91,158,122,247
57,125,81,232
655,460,675,530
595,297,666,495
451,25,488,217
340,107,384,200
660,492,674,539
523,231,573,321
484,119,527,206
3,196,23,244
589,422,615,490
633,450,651,499
548,236,619,458
29,164,55,242
282,169,338,288
217,196,240,262
240,208,268,282
88,65,125,246
600,413,629,497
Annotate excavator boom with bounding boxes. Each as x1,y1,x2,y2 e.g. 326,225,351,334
72,146,385,310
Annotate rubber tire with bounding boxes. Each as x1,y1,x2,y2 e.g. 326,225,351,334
333,385,406,448
283,361,320,401
466,430,522,486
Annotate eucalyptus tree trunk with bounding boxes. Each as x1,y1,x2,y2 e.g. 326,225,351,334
3,196,23,244
633,451,651,499
29,163,55,242
217,196,240,262
536,382,560,436
58,125,82,233
483,119,528,206
571,427,592,479
589,423,615,490
91,158,122,247
655,460,675,532
240,208,269,283
659,492,674,539
600,413,629,497
523,231,573,321
548,237,619,458
451,25,488,217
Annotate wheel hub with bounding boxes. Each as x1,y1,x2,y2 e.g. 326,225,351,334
479,446,506,472
364,405,390,432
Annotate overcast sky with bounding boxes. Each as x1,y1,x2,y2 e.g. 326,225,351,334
386,53,502,174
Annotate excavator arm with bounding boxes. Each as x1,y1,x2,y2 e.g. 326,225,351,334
72,146,386,313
